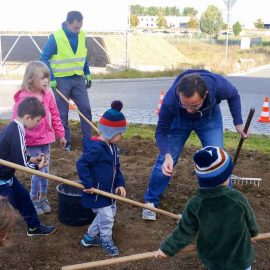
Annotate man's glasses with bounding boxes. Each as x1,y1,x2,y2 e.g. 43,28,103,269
179,101,204,111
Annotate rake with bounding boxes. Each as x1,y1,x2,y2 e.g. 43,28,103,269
232,107,261,187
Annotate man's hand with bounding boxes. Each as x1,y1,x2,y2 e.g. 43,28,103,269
162,153,174,176
115,186,126,197
59,137,67,149
85,74,92,89
50,80,57,89
235,124,248,139
83,187,95,194
155,248,167,259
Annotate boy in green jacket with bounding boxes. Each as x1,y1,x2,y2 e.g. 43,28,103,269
155,146,259,270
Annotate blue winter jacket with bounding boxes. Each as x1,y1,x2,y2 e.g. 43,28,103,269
157,69,243,155
76,137,125,209
40,22,91,81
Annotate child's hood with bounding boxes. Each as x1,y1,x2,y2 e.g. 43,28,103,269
82,136,107,153
14,89,28,102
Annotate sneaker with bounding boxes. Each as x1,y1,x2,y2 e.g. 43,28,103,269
33,201,44,215
40,198,51,214
80,234,101,247
64,143,71,152
27,224,57,236
142,202,157,221
101,240,119,256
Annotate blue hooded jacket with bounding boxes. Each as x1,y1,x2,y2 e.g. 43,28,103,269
156,69,243,155
76,137,125,209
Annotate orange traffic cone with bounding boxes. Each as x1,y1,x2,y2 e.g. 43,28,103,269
258,97,270,123
69,99,77,110
155,90,165,114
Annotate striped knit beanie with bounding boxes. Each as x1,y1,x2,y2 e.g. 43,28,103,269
98,100,127,140
193,146,234,188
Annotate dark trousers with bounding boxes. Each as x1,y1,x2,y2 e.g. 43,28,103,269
0,177,40,229
55,75,92,144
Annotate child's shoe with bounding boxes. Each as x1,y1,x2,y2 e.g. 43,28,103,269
101,240,119,256
40,198,51,214
80,234,101,247
27,224,57,236
142,202,156,221
33,201,44,215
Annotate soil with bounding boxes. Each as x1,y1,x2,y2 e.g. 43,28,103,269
0,122,270,270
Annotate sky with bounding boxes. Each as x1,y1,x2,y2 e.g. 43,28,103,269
0,0,268,31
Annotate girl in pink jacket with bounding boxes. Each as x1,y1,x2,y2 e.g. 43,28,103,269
12,61,66,215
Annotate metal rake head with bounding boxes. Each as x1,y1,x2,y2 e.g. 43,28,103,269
231,175,262,187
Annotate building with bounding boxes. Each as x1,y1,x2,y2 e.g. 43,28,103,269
137,16,190,28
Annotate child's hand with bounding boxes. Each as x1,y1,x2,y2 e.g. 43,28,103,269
59,137,67,149
155,249,167,259
115,186,126,197
251,237,257,244
83,187,95,194
30,154,47,164
37,156,48,169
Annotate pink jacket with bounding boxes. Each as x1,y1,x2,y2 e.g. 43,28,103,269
12,89,65,146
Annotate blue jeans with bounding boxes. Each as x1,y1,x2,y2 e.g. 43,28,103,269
87,203,117,242
0,177,40,228
55,76,92,144
144,106,224,206
27,144,50,199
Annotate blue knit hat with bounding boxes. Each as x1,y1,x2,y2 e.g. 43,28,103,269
193,146,234,188
98,100,127,140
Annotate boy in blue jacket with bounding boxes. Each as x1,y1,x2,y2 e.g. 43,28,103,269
76,100,127,257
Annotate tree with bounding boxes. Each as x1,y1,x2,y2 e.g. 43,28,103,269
254,18,264,29
130,14,139,27
200,5,224,38
233,21,242,36
130,5,144,15
156,14,167,28
188,17,199,29
182,7,198,17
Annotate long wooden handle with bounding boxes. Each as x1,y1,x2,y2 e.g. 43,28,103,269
61,245,196,270
62,232,270,270
234,107,255,165
0,159,179,220
55,88,100,134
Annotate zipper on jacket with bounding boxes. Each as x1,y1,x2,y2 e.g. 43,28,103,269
95,182,99,202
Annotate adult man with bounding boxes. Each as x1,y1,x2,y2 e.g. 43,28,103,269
142,69,247,221
40,11,92,151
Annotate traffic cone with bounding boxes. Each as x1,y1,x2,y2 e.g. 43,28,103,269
258,97,270,123
69,99,77,110
155,90,165,114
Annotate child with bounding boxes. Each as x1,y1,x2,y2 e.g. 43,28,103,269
155,146,259,270
0,96,57,236
76,100,127,257
0,196,17,247
12,61,66,215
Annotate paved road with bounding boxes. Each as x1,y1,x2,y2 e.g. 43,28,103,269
1,70,270,135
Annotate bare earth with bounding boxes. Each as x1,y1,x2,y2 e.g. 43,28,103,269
0,122,270,270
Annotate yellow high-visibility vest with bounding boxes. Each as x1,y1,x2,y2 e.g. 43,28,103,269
51,29,87,77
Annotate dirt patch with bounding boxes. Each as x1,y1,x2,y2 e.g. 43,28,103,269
0,122,270,270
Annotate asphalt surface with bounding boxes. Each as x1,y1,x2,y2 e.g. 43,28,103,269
0,70,270,135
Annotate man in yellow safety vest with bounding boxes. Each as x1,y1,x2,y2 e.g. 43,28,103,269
40,11,92,151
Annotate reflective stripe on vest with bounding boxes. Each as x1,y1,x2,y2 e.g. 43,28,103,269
51,29,87,77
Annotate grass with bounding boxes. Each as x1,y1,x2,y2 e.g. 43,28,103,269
124,124,270,154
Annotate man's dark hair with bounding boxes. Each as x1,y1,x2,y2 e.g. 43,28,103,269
176,74,207,98
17,97,46,118
66,11,83,23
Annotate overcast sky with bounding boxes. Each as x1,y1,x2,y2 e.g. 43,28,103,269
0,0,268,31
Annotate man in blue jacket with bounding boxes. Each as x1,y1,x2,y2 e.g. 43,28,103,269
142,69,247,221
40,11,92,151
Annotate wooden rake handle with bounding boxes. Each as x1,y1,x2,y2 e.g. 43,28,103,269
54,88,100,134
61,233,270,270
234,107,255,165
0,159,179,220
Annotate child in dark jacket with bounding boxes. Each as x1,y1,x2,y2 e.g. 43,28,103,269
0,97,57,236
76,100,127,257
155,146,259,270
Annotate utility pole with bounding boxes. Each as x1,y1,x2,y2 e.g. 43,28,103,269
125,1,131,69
223,0,237,63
